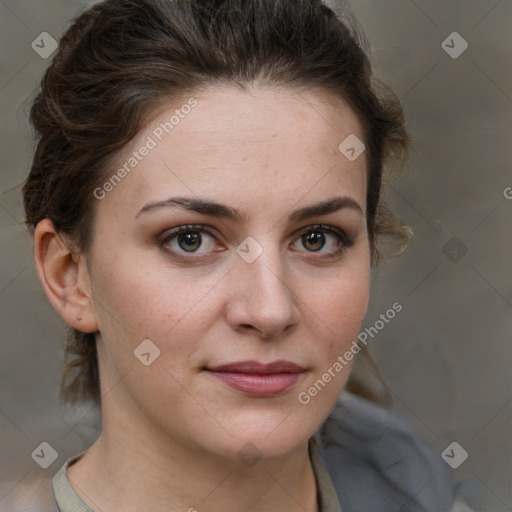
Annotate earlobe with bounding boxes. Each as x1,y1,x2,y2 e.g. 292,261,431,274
34,218,98,333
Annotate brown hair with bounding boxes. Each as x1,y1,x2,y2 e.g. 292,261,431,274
23,0,411,406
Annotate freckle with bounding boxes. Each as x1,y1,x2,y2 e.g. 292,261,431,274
272,133,277,138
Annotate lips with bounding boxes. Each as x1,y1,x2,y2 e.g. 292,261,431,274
207,360,305,374
205,360,306,397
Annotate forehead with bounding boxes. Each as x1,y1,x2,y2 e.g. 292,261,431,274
160,85,365,155
97,85,367,220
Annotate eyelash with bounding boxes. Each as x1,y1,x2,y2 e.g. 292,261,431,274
157,224,354,262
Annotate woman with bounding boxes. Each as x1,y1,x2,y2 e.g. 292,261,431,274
5,0,470,510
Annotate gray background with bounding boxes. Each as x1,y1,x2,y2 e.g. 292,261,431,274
0,0,510,510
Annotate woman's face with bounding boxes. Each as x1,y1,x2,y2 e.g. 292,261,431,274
86,86,370,460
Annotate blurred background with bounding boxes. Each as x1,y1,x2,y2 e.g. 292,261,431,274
0,0,510,510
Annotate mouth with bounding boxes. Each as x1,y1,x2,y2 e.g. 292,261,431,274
204,360,307,397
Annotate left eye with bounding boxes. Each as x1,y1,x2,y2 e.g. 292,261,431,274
290,225,352,256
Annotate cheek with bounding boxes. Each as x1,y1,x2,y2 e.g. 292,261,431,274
88,246,221,360
90,245,169,326
311,263,370,353
297,264,370,410
326,265,369,308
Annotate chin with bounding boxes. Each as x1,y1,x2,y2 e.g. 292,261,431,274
203,435,307,466
211,414,315,461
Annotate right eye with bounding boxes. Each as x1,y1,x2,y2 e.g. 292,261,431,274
158,224,226,261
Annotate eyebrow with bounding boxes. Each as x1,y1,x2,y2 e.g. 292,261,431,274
135,195,364,222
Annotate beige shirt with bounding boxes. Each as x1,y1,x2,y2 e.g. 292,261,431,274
1,437,341,512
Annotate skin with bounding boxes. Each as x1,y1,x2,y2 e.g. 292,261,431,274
35,85,371,512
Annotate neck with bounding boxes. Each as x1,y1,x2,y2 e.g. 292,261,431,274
66,409,319,512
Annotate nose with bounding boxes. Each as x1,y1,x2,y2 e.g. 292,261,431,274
225,245,300,339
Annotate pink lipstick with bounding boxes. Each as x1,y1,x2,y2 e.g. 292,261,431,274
205,360,306,397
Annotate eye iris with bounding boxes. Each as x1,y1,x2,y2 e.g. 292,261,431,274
303,231,325,251
178,231,201,252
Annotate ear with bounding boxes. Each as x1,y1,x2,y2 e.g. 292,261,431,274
34,218,98,333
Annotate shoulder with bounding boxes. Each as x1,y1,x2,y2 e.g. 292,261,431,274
0,476,58,512
316,392,457,512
